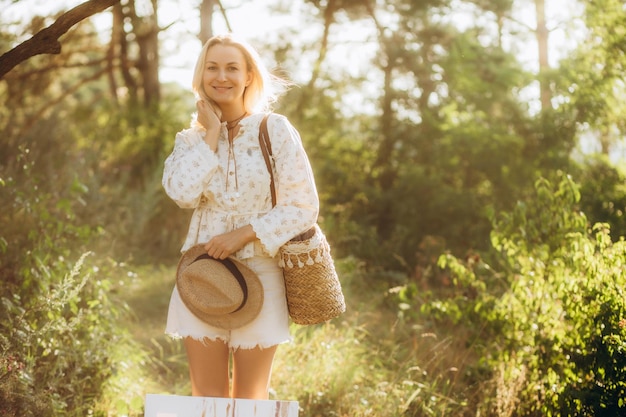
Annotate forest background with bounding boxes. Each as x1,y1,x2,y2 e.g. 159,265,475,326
1,0,626,416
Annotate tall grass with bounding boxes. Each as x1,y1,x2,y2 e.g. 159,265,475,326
115,257,480,417
270,257,477,417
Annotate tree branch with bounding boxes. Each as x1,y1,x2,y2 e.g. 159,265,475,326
8,57,110,80
0,0,120,79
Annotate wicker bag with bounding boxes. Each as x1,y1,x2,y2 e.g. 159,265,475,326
259,114,346,325
278,224,345,324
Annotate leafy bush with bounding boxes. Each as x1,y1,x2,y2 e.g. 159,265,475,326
395,173,626,416
576,155,626,242
1,253,117,416
0,147,146,417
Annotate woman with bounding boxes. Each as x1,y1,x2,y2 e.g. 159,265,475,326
162,33,319,399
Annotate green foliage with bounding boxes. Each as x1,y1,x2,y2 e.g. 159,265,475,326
552,0,626,160
65,87,194,261
576,155,626,242
556,224,626,415
0,254,152,417
290,3,581,274
398,173,626,416
0,144,98,290
0,253,118,416
0,141,150,417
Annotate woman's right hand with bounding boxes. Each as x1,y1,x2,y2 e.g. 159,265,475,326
196,100,221,151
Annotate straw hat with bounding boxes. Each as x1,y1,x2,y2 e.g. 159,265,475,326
176,244,263,330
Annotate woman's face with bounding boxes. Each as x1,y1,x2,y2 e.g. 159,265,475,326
202,44,251,109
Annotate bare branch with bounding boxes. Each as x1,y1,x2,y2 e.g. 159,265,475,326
217,1,233,33
6,57,110,80
0,0,120,79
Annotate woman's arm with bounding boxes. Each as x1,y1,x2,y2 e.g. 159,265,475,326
249,115,320,256
162,129,220,208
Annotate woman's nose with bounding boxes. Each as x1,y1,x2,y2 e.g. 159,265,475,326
217,69,227,81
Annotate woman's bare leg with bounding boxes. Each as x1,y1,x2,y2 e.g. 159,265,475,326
184,337,230,397
231,345,278,399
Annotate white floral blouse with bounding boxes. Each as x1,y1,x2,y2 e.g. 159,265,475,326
162,112,319,259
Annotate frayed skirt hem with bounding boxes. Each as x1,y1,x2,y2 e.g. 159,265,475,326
165,331,293,351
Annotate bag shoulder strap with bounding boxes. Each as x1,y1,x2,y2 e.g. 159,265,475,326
258,113,276,207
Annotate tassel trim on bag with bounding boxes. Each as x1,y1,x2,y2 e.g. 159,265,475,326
278,224,332,269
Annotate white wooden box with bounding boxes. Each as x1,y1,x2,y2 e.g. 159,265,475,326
144,394,299,417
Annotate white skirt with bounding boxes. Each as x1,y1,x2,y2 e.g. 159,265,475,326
165,255,292,350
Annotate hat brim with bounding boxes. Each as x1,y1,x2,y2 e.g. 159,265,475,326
176,244,264,330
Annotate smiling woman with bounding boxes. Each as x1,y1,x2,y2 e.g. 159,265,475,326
161,33,320,400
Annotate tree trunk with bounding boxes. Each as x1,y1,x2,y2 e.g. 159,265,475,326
107,2,123,103
291,0,338,126
374,57,396,240
0,0,120,79
136,0,160,105
535,0,551,110
121,0,160,106
365,5,397,240
114,2,139,103
199,0,215,45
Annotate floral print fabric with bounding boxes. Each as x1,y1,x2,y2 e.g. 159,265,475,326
162,113,319,259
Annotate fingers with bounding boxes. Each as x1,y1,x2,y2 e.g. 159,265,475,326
203,228,251,260
204,99,221,116
196,99,208,113
203,241,232,260
196,100,219,117
196,100,221,131
196,101,209,122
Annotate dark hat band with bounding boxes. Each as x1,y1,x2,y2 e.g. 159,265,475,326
192,254,249,313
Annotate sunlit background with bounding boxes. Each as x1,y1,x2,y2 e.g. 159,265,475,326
8,0,614,157
2,2,626,416
4,0,583,96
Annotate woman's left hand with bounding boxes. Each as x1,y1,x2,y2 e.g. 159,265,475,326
204,225,257,259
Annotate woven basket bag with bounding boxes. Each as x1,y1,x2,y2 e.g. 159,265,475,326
278,224,346,324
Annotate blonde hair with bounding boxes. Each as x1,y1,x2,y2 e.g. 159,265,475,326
191,33,290,123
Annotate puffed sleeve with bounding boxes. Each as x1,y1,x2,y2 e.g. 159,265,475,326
162,128,219,208
250,115,319,256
